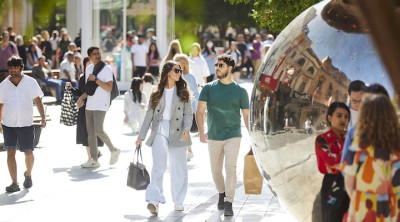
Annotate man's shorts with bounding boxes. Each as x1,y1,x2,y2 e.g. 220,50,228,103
2,125,35,152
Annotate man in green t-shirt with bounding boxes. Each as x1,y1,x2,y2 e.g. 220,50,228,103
196,54,249,217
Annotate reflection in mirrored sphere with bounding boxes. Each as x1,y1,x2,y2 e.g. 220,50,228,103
250,0,397,221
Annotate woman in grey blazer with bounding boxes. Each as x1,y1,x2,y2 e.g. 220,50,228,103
136,60,192,215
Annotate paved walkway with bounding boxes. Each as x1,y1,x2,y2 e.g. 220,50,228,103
0,80,296,222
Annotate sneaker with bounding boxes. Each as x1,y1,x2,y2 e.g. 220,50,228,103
23,171,32,188
174,205,184,211
109,148,121,165
224,201,234,216
6,182,20,193
147,202,159,215
218,192,225,210
81,158,100,168
186,152,194,161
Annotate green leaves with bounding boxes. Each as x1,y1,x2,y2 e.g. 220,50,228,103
227,0,321,32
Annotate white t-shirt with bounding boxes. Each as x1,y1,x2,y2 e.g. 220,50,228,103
0,75,43,127
162,86,175,120
142,82,154,105
130,43,148,67
59,59,76,81
124,91,146,122
85,63,114,111
349,108,358,128
190,57,210,86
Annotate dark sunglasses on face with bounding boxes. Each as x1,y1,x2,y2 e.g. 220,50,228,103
214,63,225,68
173,68,182,74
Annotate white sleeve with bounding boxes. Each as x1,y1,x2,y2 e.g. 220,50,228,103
0,86,5,103
123,92,130,114
32,79,44,99
202,59,210,77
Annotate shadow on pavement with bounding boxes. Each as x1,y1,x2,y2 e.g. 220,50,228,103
125,210,184,222
0,189,33,206
52,166,110,182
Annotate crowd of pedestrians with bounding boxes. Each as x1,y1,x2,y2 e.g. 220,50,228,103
0,26,252,217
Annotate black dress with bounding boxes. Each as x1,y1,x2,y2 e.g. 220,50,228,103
70,75,104,147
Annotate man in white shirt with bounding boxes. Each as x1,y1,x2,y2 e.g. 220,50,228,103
59,51,77,88
131,34,148,78
80,46,121,168
0,56,46,193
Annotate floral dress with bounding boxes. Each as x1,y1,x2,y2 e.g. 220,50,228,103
341,137,400,222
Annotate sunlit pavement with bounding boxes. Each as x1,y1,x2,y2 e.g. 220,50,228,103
0,79,296,222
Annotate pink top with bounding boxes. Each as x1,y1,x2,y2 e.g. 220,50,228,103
149,52,159,67
0,43,18,71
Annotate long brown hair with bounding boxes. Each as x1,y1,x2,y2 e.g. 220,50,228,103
355,94,400,154
149,60,190,110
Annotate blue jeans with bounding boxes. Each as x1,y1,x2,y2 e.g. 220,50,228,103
145,120,188,206
44,77,63,101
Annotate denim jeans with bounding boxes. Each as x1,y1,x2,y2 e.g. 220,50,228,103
44,77,63,101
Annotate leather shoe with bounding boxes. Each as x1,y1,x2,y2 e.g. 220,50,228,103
218,192,225,210
224,201,234,216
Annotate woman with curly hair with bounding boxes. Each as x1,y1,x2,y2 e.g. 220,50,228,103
136,60,192,215
342,94,400,222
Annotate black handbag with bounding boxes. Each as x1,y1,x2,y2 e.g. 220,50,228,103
127,147,150,190
323,174,350,222
60,88,78,126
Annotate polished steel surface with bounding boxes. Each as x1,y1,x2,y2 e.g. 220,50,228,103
250,0,396,221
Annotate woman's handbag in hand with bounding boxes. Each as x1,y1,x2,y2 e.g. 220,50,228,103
60,87,78,126
127,147,150,190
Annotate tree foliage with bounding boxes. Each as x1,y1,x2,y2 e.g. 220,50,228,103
227,0,321,32
175,0,256,51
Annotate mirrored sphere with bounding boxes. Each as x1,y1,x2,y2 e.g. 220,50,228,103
250,0,397,221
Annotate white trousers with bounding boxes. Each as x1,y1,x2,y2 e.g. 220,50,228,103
145,120,188,206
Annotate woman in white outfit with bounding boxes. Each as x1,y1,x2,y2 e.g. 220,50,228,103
189,42,210,87
136,60,192,215
123,77,146,134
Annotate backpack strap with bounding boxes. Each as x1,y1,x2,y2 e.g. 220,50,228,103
92,61,106,77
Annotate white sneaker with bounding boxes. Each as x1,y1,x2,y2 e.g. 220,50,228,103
81,158,100,168
147,202,159,215
186,152,194,161
174,205,184,211
109,149,121,165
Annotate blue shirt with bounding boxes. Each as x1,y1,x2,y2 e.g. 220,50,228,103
182,73,199,113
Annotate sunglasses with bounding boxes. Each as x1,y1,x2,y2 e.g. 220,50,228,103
214,63,225,68
173,68,182,74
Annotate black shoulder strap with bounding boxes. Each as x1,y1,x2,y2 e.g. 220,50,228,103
92,61,106,77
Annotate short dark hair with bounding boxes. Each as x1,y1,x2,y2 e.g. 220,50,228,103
216,54,235,69
348,80,366,94
87,46,100,56
326,102,350,126
7,56,24,68
366,83,389,97
142,73,154,84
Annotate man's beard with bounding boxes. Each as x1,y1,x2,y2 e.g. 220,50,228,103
9,72,21,78
216,70,228,79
